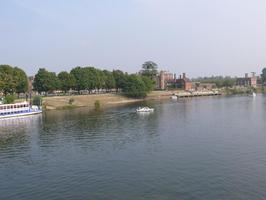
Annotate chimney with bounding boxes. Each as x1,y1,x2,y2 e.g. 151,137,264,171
183,73,186,79
245,73,248,78
179,75,182,79
174,74,176,80
251,72,256,77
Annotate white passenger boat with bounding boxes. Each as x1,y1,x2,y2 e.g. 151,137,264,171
136,107,154,112
0,102,42,119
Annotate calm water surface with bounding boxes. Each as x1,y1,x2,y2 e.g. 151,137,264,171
0,95,266,200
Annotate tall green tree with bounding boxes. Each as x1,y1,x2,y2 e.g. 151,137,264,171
113,70,127,92
141,76,155,92
33,68,59,94
0,65,17,95
122,75,148,98
141,61,158,79
13,67,29,96
84,67,97,92
58,71,76,93
103,70,115,92
71,67,89,93
262,68,266,83
95,68,105,92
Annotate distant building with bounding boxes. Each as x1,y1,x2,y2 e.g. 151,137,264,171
236,73,257,88
173,73,193,91
156,71,174,90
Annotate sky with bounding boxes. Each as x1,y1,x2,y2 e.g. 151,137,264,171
1,0,266,77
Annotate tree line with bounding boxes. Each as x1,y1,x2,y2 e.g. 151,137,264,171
0,63,156,98
32,65,155,98
191,76,237,88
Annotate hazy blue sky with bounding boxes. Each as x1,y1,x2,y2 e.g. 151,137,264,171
1,0,266,77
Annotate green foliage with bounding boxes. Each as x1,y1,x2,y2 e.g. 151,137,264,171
103,70,115,91
58,71,76,93
13,67,28,94
262,68,266,83
224,87,253,95
122,75,153,98
33,68,60,94
0,65,28,95
192,76,236,88
70,66,98,92
33,96,42,106
141,61,158,79
68,98,74,105
113,70,127,92
141,76,155,91
94,100,101,111
3,95,15,104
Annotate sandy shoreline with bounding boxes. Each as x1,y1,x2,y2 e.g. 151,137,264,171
42,91,177,111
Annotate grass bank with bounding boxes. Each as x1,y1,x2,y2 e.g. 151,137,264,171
42,91,176,111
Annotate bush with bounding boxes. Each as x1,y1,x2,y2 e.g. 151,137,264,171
4,95,15,104
94,100,101,111
122,75,149,98
69,98,75,105
33,96,42,106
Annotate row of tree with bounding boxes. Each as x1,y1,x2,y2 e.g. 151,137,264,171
0,65,28,96
33,66,155,98
192,76,237,88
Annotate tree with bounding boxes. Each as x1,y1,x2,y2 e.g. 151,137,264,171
192,76,236,88
141,76,155,92
262,68,266,83
0,65,16,95
141,61,158,79
13,67,29,96
113,70,127,92
94,68,105,92
33,68,59,94
71,67,89,93
84,67,97,92
58,71,76,93
103,70,115,92
122,75,148,98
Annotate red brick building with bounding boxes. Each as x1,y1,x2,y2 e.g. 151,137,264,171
173,73,193,91
236,73,257,88
156,71,174,90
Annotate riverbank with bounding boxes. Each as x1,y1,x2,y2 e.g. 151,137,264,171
42,90,176,111
41,87,266,111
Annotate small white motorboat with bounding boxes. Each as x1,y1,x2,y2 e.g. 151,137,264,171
171,95,178,100
252,92,256,97
136,107,154,112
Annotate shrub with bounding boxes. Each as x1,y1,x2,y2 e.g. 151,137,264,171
33,96,42,106
94,100,101,111
4,95,15,104
69,98,75,105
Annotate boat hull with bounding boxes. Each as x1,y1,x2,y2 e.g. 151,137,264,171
0,110,42,119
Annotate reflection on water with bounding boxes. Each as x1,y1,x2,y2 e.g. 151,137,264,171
0,115,42,151
0,95,266,200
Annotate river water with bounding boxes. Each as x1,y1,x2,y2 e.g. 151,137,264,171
0,95,266,200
